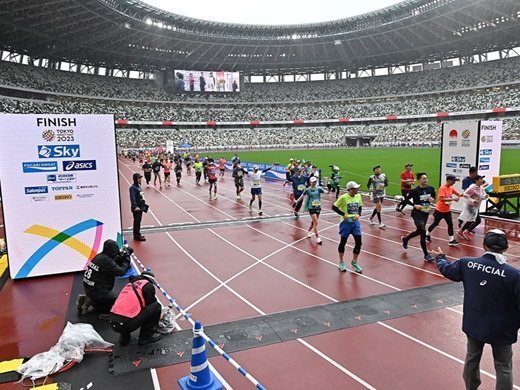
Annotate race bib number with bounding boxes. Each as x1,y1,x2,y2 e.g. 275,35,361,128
347,203,359,215
311,200,321,207
297,184,305,191
376,183,384,190
253,180,260,185
421,205,430,213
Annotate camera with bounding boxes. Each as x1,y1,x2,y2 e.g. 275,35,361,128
115,246,133,264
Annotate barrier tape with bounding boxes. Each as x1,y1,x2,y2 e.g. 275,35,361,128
129,251,267,390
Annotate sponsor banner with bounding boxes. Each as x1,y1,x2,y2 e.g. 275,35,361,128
478,121,502,193
50,185,74,192
38,144,80,158
238,162,286,181
47,173,76,183
0,114,121,279
30,195,49,202
22,161,58,173
440,122,479,211
54,194,73,200
25,186,48,194
62,159,97,171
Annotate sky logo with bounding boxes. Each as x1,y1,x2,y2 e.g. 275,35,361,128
38,145,80,158
62,160,96,171
22,161,58,173
479,157,490,163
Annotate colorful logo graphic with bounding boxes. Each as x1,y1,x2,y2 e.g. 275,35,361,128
38,145,80,158
462,129,471,139
17,219,104,278
22,161,58,173
42,129,56,142
449,130,458,138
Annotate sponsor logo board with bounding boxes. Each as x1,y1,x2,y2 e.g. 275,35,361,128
22,161,58,173
47,173,76,183
25,186,48,194
54,194,73,200
62,160,96,171
38,145,80,158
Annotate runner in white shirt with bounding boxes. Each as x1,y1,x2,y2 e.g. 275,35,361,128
248,164,273,215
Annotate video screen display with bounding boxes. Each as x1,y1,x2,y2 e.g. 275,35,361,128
173,70,240,93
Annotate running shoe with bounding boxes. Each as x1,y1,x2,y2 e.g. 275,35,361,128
307,231,313,238
369,218,375,225
379,223,386,228
213,194,217,200
294,211,299,218
463,231,472,240
449,239,461,246
425,235,431,243
209,195,212,200
351,261,363,273
398,209,405,215
338,262,347,272
457,230,466,240
424,254,435,262
315,237,322,244
237,194,241,199
249,204,252,211
258,210,263,215
401,236,408,249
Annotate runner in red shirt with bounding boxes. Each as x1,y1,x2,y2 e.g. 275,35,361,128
396,163,415,214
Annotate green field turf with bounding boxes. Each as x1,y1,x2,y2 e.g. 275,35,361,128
217,148,519,196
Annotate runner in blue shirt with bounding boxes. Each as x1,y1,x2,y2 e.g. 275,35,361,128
294,176,328,244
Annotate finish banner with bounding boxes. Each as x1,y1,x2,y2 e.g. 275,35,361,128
0,114,122,279
440,121,502,212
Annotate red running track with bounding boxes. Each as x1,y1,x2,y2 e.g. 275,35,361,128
0,156,519,390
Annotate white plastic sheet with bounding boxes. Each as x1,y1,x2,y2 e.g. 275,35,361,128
17,322,113,381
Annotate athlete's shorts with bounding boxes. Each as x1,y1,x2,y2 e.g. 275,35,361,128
251,187,262,196
339,220,361,237
208,178,217,184
220,168,225,172
235,180,244,188
164,172,170,178
309,209,321,215
372,196,384,204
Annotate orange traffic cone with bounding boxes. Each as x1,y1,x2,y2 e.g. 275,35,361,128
178,321,223,390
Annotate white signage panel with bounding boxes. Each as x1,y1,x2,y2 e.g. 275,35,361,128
440,122,480,212
0,114,122,279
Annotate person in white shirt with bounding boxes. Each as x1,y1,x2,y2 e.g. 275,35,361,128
248,164,273,215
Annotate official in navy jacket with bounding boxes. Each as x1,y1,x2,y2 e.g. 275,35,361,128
433,229,520,390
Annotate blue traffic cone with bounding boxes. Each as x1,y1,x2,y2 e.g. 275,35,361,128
178,321,223,390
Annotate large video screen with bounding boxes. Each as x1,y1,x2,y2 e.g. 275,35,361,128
173,70,240,93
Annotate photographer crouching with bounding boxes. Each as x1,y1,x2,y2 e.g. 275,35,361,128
77,239,132,320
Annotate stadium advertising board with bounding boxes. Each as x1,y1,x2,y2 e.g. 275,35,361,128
441,120,502,212
0,114,122,279
440,121,479,211
477,120,502,185
174,70,240,93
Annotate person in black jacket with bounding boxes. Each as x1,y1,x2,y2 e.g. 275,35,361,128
130,173,148,241
109,271,162,346
433,229,520,390
81,239,132,318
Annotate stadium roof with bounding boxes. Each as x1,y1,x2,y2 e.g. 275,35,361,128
0,0,518,75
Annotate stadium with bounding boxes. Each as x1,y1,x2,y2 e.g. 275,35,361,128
0,0,519,389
